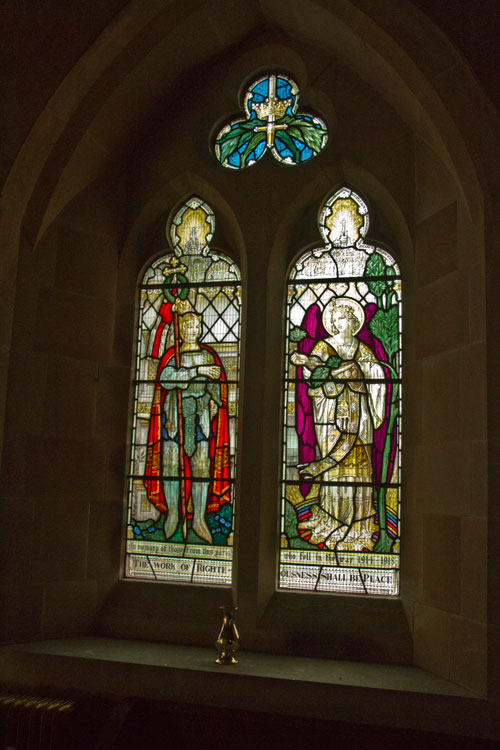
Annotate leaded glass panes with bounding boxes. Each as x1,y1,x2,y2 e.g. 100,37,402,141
214,73,328,169
125,197,241,586
280,188,401,595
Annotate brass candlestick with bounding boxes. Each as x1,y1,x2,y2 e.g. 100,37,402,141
215,605,239,664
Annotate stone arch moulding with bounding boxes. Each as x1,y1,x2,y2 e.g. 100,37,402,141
0,2,485,328
1,0,486,283
0,3,485,276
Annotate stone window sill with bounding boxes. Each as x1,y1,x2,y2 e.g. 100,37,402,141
0,637,489,740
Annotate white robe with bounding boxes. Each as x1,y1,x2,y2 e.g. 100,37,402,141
302,337,386,550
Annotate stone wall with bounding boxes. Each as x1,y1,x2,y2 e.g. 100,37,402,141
0,0,497,712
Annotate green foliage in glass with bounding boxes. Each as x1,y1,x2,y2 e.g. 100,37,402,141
365,251,400,554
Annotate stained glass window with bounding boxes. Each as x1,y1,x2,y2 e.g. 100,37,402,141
280,187,401,595
214,73,327,169
125,197,241,585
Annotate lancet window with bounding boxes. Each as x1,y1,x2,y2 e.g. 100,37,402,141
125,197,241,586
280,187,402,595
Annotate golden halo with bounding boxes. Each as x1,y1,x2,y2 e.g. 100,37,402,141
322,297,365,336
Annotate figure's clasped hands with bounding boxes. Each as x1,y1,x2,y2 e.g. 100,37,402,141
297,460,323,479
290,351,308,366
198,365,222,379
290,352,322,368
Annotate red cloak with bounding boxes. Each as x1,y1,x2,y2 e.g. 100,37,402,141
144,345,231,515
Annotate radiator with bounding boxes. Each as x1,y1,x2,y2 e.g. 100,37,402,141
0,693,76,750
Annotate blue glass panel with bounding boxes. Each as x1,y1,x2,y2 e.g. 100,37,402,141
215,73,328,169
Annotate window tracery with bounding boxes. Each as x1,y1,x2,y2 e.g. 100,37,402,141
214,72,327,169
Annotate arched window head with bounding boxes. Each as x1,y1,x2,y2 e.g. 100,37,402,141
214,72,328,169
125,197,241,586
280,187,401,595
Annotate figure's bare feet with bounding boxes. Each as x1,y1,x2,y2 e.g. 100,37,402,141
192,516,213,544
164,511,179,540
298,505,346,547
